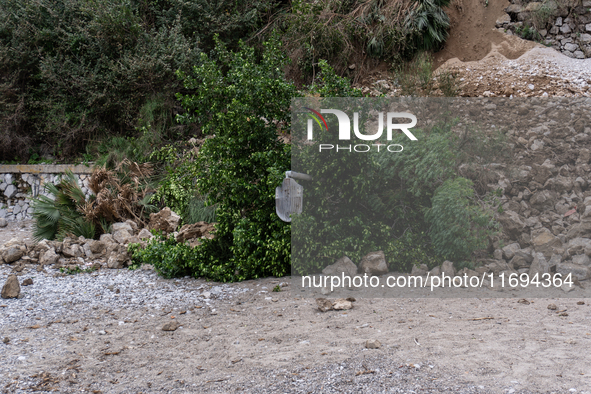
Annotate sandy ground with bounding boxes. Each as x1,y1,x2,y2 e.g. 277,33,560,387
2,261,591,393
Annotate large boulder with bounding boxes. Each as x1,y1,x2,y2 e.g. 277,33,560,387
497,211,526,239
359,251,388,275
322,256,358,277
148,207,181,233
1,274,20,299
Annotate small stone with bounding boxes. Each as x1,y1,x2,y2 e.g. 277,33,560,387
562,283,575,293
548,303,557,310
1,274,20,299
162,321,180,331
320,286,332,295
332,299,353,310
21,278,33,286
2,337,9,344
0,218,6,228
365,339,381,349
316,298,334,312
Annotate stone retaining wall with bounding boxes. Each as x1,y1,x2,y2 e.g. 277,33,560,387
0,164,94,222
497,0,591,58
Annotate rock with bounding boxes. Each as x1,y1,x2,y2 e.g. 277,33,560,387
112,229,132,244
175,222,215,243
510,251,533,269
3,184,17,199
547,303,557,310
138,228,153,240
148,207,181,233
572,254,591,266
111,222,134,234
162,321,181,331
106,244,130,269
562,282,575,293
2,247,24,264
556,262,590,281
502,243,521,260
0,218,6,228
316,298,354,312
316,298,334,312
62,242,84,258
125,219,138,234
530,228,563,258
90,240,106,255
566,222,591,241
39,248,59,266
496,13,511,26
1,274,20,299
529,253,550,277
411,264,428,276
429,266,441,276
100,234,115,244
322,256,358,277
493,249,503,260
359,251,388,275
2,337,8,344
332,299,353,310
497,211,526,239
565,238,591,257
365,339,381,349
530,190,558,211
21,278,33,286
441,260,455,277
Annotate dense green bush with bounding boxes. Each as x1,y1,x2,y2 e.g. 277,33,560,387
0,0,279,162
170,37,297,281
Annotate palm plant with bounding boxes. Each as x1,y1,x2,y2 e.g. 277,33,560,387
32,171,95,241
405,0,451,51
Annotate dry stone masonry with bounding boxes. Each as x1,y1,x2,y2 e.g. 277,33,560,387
0,164,94,222
498,0,591,58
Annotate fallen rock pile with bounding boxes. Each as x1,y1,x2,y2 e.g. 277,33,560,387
0,207,215,274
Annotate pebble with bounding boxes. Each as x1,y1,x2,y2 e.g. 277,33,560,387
365,339,381,349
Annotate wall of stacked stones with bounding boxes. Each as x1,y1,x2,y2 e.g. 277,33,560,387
497,0,591,59
0,165,94,222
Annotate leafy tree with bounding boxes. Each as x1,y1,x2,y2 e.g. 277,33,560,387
173,37,297,281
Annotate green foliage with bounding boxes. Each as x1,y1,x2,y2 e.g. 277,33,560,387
272,285,281,292
32,172,95,241
184,197,217,224
292,101,501,274
515,25,543,42
175,37,298,281
307,60,365,97
149,144,199,217
0,0,279,162
425,177,497,261
129,235,192,278
405,0,451,52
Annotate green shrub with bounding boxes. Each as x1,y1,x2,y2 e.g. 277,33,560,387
174,36,298,281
